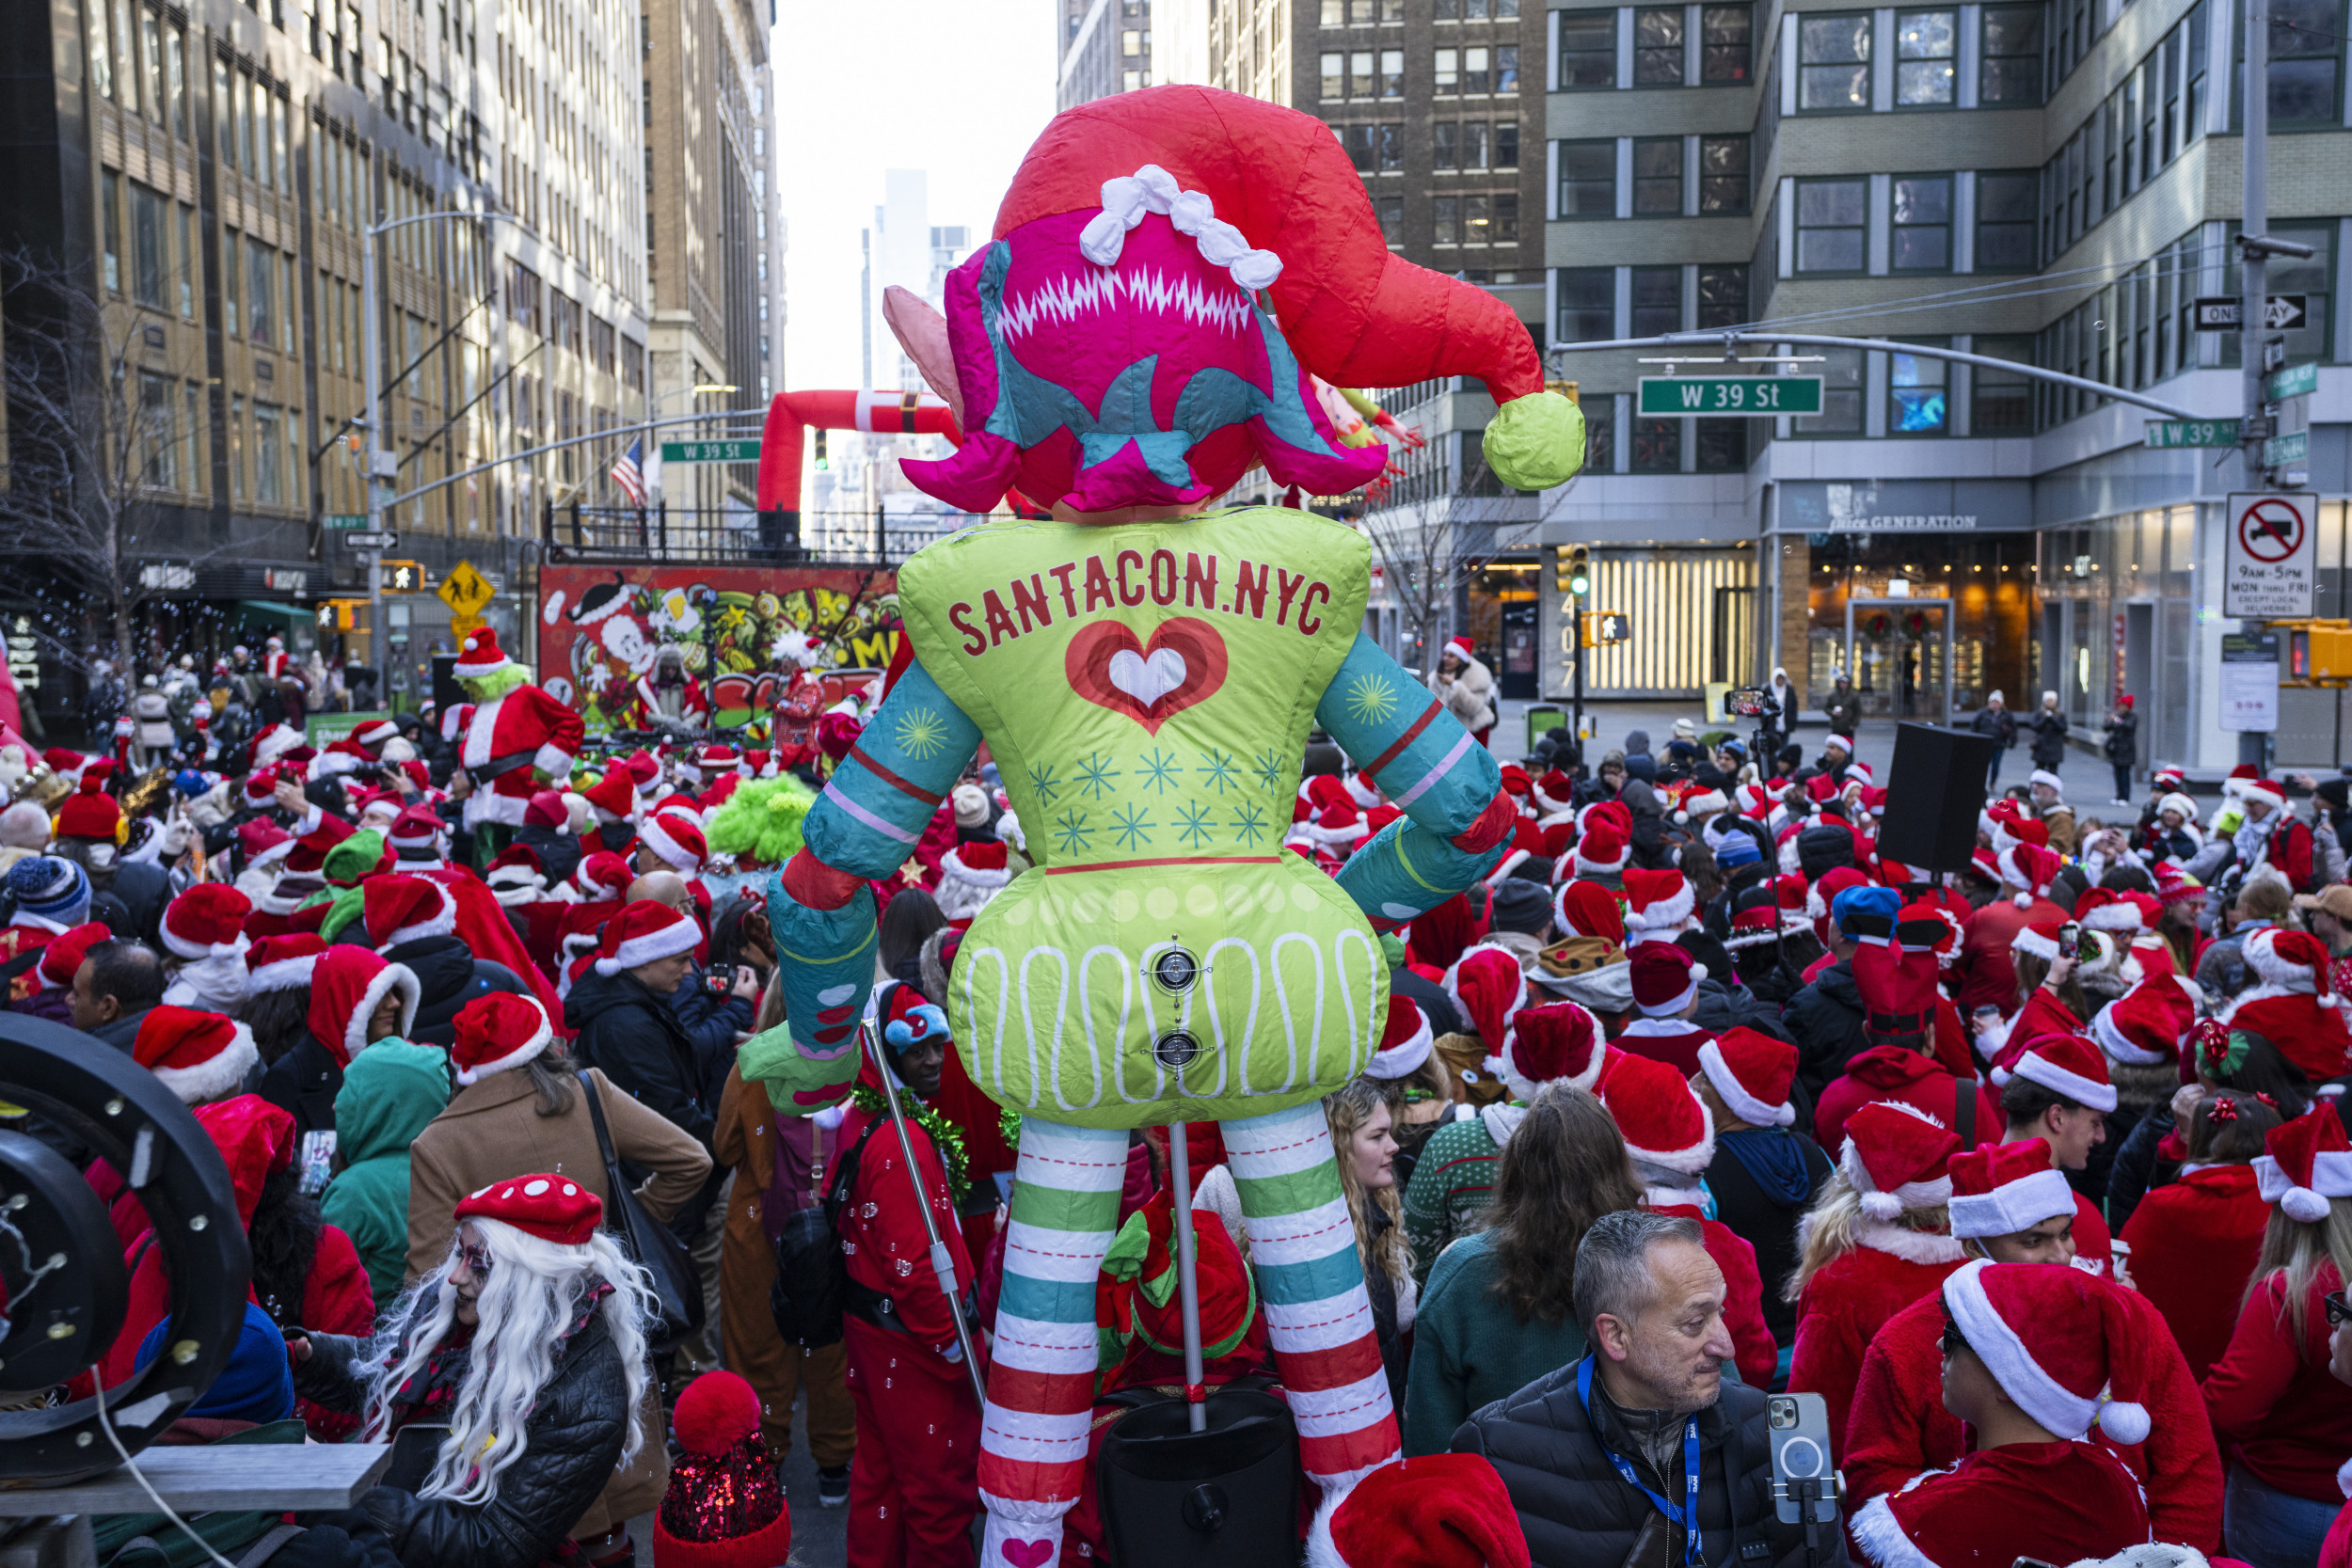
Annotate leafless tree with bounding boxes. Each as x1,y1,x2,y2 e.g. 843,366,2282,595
1357,433,1544,680
0,244,237,687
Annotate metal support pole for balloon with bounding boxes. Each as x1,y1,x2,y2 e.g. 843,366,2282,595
864,1023,989,1409
1167,1122,1207,1433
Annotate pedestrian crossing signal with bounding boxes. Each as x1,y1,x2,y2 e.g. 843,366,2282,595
1583,611,1630,647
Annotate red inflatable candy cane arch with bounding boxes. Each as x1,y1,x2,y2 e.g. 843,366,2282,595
753,388,965,546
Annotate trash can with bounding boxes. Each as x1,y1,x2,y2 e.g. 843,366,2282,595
1526,704,1565,753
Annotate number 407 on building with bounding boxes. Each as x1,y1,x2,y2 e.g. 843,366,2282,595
1636,376,1824,416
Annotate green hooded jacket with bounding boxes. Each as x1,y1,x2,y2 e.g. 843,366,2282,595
319,1038,450,1307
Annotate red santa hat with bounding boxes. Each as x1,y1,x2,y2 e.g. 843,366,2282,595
1599,1053,1715,1175
387,806,447,859
1551,880,1627,944
638,813,707,874
656,1370,796,1568
1947,1139,2074,1240
523,789,569,831
160,884,253,961
194,1095,295,1228
2073,887,2143,934
1995,842,2062,907
574,850,633,902
306,946,421,1068
1935,1259,2151,1444
1531,768,1576,817
1366,996,1435,1081
485,845,548,903
133,1005,259,1105
1309,1453,1530,1568
37,920,110,990
2089,980,2191,1067
2010,1033,2119,1113
452,626,515,679
1629,942,1702,1017
364,876,459,951
1573,808,1631,878
1620,868,1692,946
1500,999,1609,1101
245,932,326,994
2243,776,2288,811
2244,927,2336,1002
596,899,702,975
1696,1027,1797,1129
582,768,638,825
1448,634,1476,657
40,747,85,779
936,838,1015,922
351,719,399,750
1838,1101,1960,1220
453,1172,602,1246
1442,943,1528,1054
2255,1110,2352,1224
452,991,556,1086
2010,920,2066,963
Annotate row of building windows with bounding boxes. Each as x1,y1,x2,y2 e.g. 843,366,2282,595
1557,135,1751,218
1320,0,1522,22
1793,7,2043,109
1339,119,1520,171
1558,5,1754,87
2042,4,2207,261
1321,45,1520,96
1790,171,2036,274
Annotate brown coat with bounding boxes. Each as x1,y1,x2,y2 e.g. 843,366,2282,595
405,1061,711,1541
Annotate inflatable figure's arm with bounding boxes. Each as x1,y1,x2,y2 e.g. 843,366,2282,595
747,658,980,1111
1315,632,1514,931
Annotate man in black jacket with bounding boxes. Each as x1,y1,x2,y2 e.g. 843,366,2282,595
1454,1210,1847,1568
70,938,166,1051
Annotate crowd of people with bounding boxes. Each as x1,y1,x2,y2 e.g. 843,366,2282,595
23,607,2352,1568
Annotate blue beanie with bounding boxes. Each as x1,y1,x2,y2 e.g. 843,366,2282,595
1712,832,1762,871
1832,883,1901,938
6,856,88,927
135,1303,295,1425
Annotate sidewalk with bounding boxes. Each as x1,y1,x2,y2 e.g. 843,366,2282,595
1486,698,2137,811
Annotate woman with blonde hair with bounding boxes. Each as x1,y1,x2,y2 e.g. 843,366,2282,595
1786,1101,1965,1462
1401,1083,1641,1454
2203,1110,2352,1568
1325,1073,1416,1413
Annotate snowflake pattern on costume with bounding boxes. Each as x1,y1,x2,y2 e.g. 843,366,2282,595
1027,760,1062,807
895,705,950,762
1053,809,1093,857
1252,747,1289,793
1076,750,1121,801
1230,799,1269,846
1110,802,1153,851
1197,748,1239,795
1344,673,1400,726
1138,746,1182,796
1174,800,1215,847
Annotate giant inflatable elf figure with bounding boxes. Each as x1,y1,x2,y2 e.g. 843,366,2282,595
744,85,1584,1560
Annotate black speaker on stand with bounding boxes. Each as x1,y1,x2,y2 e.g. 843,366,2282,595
1875,723,2001,875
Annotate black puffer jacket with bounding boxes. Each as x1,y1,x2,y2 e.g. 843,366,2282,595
1454,1356,1847,1568
565,966,724,1236
1785,959,1867,1112
293,1312,637,1568
380,935,530,1051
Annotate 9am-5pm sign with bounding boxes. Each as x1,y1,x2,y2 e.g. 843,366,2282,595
2225,493,2316,620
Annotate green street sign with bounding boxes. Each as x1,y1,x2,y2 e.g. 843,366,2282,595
659,439,760,465
324,513,368,530
1636,375,1822,416
2265,430,2310,467
2267,361,2320,401
2144,419,2242,449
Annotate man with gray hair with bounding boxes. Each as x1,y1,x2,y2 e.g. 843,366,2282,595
1454,1209,1847,1568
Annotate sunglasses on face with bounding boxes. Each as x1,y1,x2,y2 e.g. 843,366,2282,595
1940,1316,1969,1356
2327,1292,2349,1327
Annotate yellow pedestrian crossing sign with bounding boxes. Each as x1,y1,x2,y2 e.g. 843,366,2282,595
438,560,495,617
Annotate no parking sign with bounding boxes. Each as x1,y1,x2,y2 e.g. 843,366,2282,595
2225,492,2316,619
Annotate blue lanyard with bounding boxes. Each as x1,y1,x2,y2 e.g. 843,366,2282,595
1579,1356,1704,1567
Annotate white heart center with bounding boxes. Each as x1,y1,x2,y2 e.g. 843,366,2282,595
1106,646,1188,708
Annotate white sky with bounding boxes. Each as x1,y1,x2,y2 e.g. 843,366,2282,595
773,0,1058,391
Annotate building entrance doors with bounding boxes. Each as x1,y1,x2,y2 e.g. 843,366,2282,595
1847,598,1953,721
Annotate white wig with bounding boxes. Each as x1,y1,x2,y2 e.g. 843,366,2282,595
360,1216,658,1507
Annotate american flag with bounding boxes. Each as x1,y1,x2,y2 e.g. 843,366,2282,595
611,436,647,507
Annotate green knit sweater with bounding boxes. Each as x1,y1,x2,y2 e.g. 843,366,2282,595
1401,1228,1590,1456
1402,1109,1514,1288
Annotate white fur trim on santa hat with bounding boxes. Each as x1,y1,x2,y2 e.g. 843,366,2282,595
2254,1149,2352,1224
1618,1089,1717,1176
2244,930,2332,1000
346,965,421,1062
2012,1046,2120,1113
1367,1010,1434,1081
2244,778,2288,810
1838,1111,1957,1221
150,1020,260,1106
2079,902,2144,934
1629,880,1695,939
1499,1001,1606,1102
1696,1038,1795,1128
246,952,319,994
161,923,250,964
375,883,460,951
1848,1216,1967,1266
2090,999,2169,1067
939,847,1014,890
637,813,702,873
1942,1258,2147,1442
1480,847,1531,886
2011,925,2061,962
1948,1165,2075,1240
454,1000,555,1085
595,914,701,974
2029,769,2065,793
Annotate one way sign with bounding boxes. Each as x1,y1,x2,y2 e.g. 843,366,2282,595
2195,295,2309,330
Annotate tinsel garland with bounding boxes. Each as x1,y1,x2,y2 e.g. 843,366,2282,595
850,1083,970,1205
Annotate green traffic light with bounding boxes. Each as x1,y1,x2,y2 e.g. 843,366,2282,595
1569,573,1590,595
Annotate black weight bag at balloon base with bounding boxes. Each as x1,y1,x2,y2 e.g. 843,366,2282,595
1094,1379,1301,1568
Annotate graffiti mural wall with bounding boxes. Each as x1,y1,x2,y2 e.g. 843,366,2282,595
536,564,900,731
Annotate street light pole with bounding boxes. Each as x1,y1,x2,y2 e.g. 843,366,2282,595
2243,0,2270,489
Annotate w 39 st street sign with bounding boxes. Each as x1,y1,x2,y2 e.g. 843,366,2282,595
1637,376,1823,416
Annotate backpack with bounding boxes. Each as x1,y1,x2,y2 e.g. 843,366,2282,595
768,1115,885,1350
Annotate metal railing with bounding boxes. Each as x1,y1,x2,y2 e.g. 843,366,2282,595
541,503,979,565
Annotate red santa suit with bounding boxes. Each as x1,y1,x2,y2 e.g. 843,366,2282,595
1614,1018,1715,1077
1954,895,2069,1014
453,630,584,830
1813,1046,1987,1157
1852,1443,2151,1568
837,996,982,1568
632,666,709,730
1842,1280,2222,1550
2119,1160,2269,1380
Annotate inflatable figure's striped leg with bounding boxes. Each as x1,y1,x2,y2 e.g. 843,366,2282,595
977,1117,1126,1566
1225,1101,1401,1491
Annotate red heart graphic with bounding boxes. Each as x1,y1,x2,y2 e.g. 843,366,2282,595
1001,1540,1054,1568
1065,617,1229,736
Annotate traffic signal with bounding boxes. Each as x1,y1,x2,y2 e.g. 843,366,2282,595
1582,611,1631,647
380,561,424,593
1556,545,1592,597
317,601,359,631
814,429,829,471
